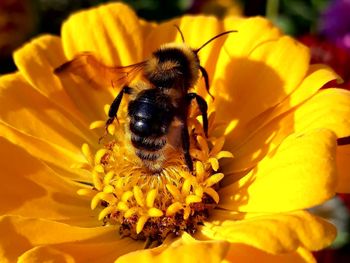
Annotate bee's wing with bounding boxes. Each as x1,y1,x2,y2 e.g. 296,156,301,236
54,52,146,88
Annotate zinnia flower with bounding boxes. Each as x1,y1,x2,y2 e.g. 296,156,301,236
1,3,350,262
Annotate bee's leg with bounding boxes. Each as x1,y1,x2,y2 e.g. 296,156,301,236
186,93,208,137
199,66,214,100
180,120,193,171
99,86,133,143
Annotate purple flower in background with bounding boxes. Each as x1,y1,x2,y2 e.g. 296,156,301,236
320,0,350,51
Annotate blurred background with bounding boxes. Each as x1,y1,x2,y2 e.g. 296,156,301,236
0,0,350,261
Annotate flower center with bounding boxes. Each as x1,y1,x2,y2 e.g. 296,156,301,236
77,106,233,244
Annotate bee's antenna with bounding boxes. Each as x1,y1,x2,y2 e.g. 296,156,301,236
194,30,237,53
173,24,185,43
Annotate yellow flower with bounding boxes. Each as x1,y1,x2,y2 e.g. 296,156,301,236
1,3,350,262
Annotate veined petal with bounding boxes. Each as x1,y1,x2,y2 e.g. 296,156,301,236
214,34,310,148
62,3,143,65
259,64,341,126
222,16,282,58
0,215,137,262
226,245,316,263
14,35,113,123
0,138,94,226
219,129,337,212
0,121,87,179
18,240,142,263
225,88,350,173
13,35,85,124
0,73,97,151
116,233,229,263
201,210,336,254
224,64,340,170
292,89,350,137
336,144,350,193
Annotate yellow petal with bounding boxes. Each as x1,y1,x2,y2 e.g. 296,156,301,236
226,88,350,174
0,138,94,226
62,3,143,65
17,236,143,263
214,32,309,147
219,129,337,212
226,244,316,263
0,215,132,262
12,36,85,123
15,33,115,123
222,16,282,58
336,144,350,193
202,210,336,254
116,233,229,263
0,118,87,182
292,88,350,138
0,73,96,152
260,64,341,127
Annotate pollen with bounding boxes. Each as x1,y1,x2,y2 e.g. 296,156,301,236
76,108,233,243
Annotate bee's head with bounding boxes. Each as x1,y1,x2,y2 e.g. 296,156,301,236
144,43,200,90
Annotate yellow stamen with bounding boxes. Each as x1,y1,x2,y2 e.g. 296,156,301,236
107,124,116,135
133,186,145,207
216,151,234,159
103,171,115,185
99,206,115,221
95,149,108,164
197,136,209,155
104,104,110,115
166,184,182,200
125,207,138,218
148,207,163,217
166,202,183,216
117,201,129,211
211,137,225,155
146,189,158,208
89,120,105,130
205,173,224,187
186,195,202,205
208,157,219,171
204,188,220,204
121,191,134,202
77,188,95,197
136,215,149,234
103,185,114,194
81,143,93,164
92,171,103,190
77,110,234,241
181,179,192,196
93,164,104,173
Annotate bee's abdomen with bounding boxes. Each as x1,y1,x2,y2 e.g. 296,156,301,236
128,89,174,171
131,134,166,151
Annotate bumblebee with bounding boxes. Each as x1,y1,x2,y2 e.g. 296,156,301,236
55,27,236,172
